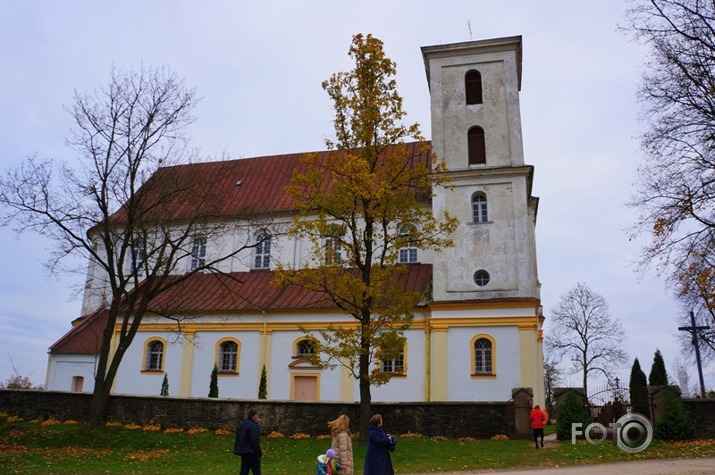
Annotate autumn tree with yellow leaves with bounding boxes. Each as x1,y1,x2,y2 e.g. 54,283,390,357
276,34,458,433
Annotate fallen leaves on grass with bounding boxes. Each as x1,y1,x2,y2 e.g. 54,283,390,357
0,444,30,453
123,449,169,462
56,447,113,459
187,428,208,435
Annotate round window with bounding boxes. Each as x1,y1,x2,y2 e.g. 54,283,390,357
473,270,490,287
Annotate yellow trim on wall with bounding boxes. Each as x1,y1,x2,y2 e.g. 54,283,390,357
140,336,168,373
214,337,241,375
179,332,195,397
470,333,496,377
430,316,539,331
125,315,532,334
431,330,448,400
429,301,541,312
340,363,353,402
109,330,121,393
290,372,321,401
520,326,545,406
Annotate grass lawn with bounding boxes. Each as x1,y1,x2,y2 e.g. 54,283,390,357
2,413,715,474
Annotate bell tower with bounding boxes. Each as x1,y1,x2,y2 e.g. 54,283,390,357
422,36,540,303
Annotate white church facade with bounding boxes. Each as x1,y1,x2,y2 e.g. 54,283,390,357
46,36,545,405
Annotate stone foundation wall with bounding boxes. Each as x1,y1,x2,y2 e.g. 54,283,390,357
0,389,510,438
682,398,715,439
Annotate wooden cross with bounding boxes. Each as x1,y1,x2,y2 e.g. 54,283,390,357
678,311,710,398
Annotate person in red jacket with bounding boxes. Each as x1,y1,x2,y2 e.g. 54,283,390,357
529,404,547,448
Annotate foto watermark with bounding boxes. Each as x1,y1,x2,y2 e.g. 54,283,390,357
572,413,653,454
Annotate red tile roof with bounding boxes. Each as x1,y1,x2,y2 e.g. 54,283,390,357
111,141,432,223
49,264,433,354
48,308,109,355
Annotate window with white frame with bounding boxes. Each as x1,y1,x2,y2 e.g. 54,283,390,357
145,340,164,371
472,192,488,223
381,351,405,375
218,340,238,373
474,337,493,375
190,236,207,270
398,224,418,263
130,238,146,274
324,237,343,266
254,232,271,269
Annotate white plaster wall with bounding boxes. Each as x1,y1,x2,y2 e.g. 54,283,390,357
446,326,521,401
369,329,426,402
46,354,97,392
425,43,523,171
112,332,183,396
190,330,261,399
432,174,538,302
268,330,342,401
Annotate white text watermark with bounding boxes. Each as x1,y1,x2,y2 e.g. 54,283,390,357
572,413,653,454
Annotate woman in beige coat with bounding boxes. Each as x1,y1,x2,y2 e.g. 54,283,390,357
328,414,353,475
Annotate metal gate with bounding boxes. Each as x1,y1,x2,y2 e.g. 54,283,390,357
588,380,630,426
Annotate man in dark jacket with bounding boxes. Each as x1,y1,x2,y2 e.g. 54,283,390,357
233,408,262,475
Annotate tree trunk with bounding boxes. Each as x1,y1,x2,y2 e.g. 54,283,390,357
359,350,372,442
87,377,111,430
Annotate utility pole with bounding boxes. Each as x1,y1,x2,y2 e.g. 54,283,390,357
678,311,710,398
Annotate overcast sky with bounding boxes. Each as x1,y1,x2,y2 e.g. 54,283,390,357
1,1,712,394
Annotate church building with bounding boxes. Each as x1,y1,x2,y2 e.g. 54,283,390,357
46,36,545,405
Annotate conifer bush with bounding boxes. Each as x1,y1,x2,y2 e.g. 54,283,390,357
208,365,219,398
556,390,590,440
258,365,267,399
160,374,169,396
655,387,694,440
629,358,649,418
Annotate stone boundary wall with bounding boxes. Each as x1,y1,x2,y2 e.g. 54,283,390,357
0,389,510,439
554,387,715,440
682,398,715,439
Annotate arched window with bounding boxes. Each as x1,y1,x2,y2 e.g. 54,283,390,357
472,193,488,223
398,224,418,263
130,238,146,274
295,339,316,358
255,232,271,269
472,336,494,375
218,339,239,373
144,339,165,371
465,70,483,105
468,127,486,165
190,236,207,270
